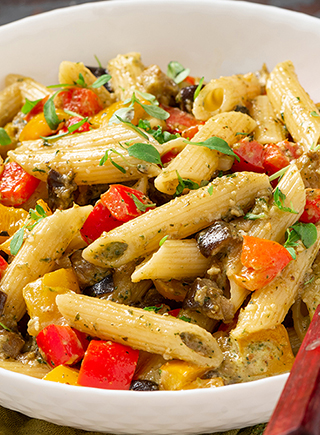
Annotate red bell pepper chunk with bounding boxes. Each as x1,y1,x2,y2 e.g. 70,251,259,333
24,95,49,122
0,255,8,279
59,116,91,135
163,105,202,135
100,185,155,223
78,339,139,390
80,200,123,244
57,88,103,117
300,188,320,224
263,143,290,176
36,324,85,368
234,235,292,291
0,162,40,207
167,308,181,317
231,139,265,173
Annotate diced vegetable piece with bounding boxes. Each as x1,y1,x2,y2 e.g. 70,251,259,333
231,139,265,173
234,236,292,291
80,200,123,244
59,116,91,135
43,365,80,385
100,184,155,223
263,143,290,176
299,188,320,224
0,255,8,279
57,88,103,117
36,324,85,367
159,360,209,390
19,110,65,141
23,268,80,336
78,340,139,390
163,105,202,134
0,162,40,206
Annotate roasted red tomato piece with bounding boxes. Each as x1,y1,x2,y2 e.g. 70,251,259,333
59,116,91,135
78,340,139,390
163,105,202,134
231,139,265,173
57,88,103,117
234,236,292,291
80,200,123,244
263,143,290,176
300,188,320,224
0,162,40,207
101,185,155,223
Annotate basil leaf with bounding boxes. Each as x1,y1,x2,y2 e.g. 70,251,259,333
311,111,320,117
91,74,111,89
0,128,11,146
68,117,89,133
135,90,159,105
21,98,42,115
186,136,240,161
109,107,134,125
43,94,62,130
290,222,317,249
128,142,162,165
193,77,204,100
175,170,199,196
10,227,25,255
167,61,190,84
115,116,149,140
75,73,87,88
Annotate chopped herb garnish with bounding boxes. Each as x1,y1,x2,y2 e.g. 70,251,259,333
127,142,162,166
115,115,149,139
41,117,89,141
21,97,42,115
167,61,190,84
179,315,191,323
311,111,320,117
0,322,12,332
138,119,179,144
207,185,214,196
244,212,268,220
284,222,317,258
193,77,204,100
268,166,289,182
175,170,200,196
273,187,298,214
94,55,102,68
159,235,168,246
130,93,169,120
10,205,49,255
0,128,11,146
90,74,112,89
131,194,156,212
143,305,163,313
99,148,127,173
43,92,63,130
184,137,240,161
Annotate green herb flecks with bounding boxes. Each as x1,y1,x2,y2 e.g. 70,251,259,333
159,235,169,246
143,305,163,313
21,97,42,115
99,148,127,173
127,142,162,166
138,119,179,144
284,222,317,259
131,194,156,213
0,128,11,146
193,77,204,100
175,170,200,196
184,137,240,161
167,61,190,84
273,187,298,214
10,205,49,256
311,111,320,117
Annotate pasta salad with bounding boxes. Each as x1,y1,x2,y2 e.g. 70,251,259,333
0,52,319,390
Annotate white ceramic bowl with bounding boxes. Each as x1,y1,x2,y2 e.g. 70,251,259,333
0,1,319,433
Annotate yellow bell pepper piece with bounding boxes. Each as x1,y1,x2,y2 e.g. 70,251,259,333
19,109,66,141
159,360,209,390
182,377,224,390
23,268,80,336
43,365,80,385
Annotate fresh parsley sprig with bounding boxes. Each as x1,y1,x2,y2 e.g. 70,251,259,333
273,187,298,214
167,61,190,84
0,128,11,146
284,221,317,259
10,205,48,255
184,136,240,161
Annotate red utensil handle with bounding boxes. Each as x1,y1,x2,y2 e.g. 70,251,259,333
264,304,320,435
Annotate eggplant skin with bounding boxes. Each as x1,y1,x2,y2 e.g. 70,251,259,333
130,379,159,391
197,221,236,258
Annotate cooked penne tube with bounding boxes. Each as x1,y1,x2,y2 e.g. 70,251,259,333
231,225,320,339
0,82,23,127
228,163,306,311
250,95,286,144
193,72,261,121
266,60,320,150
0,205,92,328
58,61,113,107
56,293,223,368
107,52,145,101
131,239,211,282
83,171,271,268
155,111,257,195
19,77,51,100
8,123,162,183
